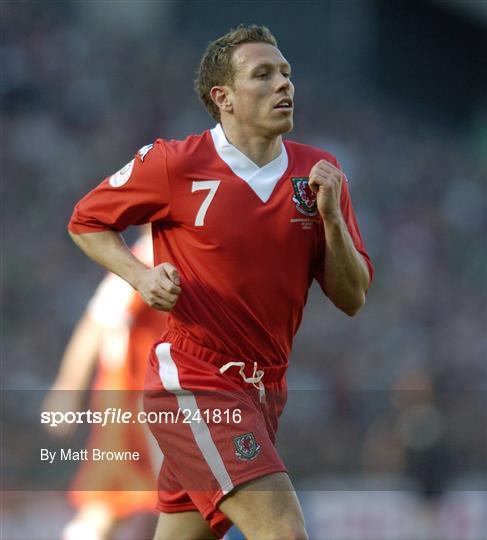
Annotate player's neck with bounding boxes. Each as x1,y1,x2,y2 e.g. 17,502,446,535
220,122,282,168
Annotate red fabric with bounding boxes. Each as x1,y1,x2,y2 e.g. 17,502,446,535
69,131,373,370
143,336,289,536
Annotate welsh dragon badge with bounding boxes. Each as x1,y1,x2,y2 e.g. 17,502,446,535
233,432,261,461
291,177,318,216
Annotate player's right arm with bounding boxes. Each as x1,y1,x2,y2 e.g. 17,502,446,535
69,230,181,311
68,142,181,311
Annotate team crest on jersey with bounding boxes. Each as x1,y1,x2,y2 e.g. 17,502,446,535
291,177,318,217
233,433,261,461
109,159,134,187
137,143,153,162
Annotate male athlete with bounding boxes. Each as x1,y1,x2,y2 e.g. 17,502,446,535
68,25,373,540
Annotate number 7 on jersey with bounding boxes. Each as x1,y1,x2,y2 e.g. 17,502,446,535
191,180,220,226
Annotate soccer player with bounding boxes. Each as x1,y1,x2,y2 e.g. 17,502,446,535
68,25,373,540
43,230,167,540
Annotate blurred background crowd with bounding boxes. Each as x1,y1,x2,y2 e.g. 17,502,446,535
2,1,486,539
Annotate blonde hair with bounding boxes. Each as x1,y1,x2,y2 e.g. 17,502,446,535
195,24,278,122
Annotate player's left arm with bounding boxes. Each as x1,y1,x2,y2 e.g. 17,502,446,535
309,159,371,316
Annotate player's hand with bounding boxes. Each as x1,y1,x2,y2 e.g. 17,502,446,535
308,159,344,221
136,262,181,311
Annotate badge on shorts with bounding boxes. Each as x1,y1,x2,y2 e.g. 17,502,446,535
291,177,318,216
233,433,261,461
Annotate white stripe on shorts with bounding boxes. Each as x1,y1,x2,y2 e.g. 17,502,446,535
155,342,233,494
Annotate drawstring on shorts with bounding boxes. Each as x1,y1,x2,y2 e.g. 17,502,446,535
219,361,266,403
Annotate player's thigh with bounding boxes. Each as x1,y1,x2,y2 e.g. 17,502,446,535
218,472,307,539
153,511,218,540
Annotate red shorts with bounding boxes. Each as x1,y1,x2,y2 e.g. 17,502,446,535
143,331,288,537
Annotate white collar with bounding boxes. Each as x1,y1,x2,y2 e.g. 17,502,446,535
210,124,288,203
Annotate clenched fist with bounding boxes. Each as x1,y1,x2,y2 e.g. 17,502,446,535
308,159,344,221
136,262,181,311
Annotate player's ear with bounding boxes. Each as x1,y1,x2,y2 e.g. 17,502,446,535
210,86,233,115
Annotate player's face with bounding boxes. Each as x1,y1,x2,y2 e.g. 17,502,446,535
229,42,294,137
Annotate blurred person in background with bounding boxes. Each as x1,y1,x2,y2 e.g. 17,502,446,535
392,369,454,539
43,226,167,540
67,24,372,540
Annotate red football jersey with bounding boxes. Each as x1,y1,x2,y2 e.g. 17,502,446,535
69,125,373,367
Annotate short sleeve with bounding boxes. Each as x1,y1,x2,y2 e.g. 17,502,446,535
314,159,374,291
68,140,170,233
